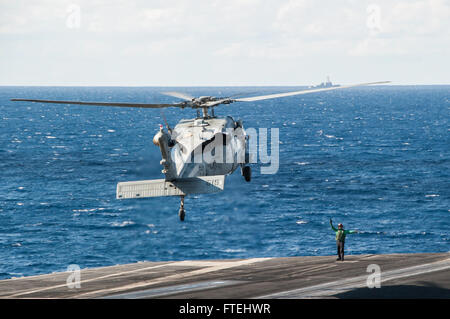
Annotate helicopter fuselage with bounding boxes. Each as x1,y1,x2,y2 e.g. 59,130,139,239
154,116,248,181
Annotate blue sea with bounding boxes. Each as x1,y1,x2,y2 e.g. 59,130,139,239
0,85,449,279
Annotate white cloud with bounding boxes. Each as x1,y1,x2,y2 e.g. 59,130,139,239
349,0,450,56
349,38,406,56
0,0,68,34
0,0,449,85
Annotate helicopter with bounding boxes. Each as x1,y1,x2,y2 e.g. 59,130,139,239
12,81,389,221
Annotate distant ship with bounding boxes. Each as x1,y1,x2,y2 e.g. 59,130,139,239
310,76,340,88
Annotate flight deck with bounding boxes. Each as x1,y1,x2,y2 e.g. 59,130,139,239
0,253,448,299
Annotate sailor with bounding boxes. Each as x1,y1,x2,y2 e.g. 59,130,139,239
330,219,357,261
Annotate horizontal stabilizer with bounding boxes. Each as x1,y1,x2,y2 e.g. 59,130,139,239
116,175,226,199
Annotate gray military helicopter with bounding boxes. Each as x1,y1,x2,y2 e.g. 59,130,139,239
12,81,389,220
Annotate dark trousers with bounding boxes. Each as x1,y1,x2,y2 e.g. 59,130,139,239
336,241,345,260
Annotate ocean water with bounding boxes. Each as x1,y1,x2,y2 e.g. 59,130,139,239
0,85,448,279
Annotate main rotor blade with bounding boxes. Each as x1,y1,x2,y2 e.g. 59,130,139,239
10,98,182,108
203,98,233,107
234,81,390,102
160,91,194,101
226,91,258,99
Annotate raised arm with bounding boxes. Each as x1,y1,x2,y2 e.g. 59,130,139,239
330,219,337,232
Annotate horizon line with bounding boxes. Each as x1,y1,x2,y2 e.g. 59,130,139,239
2,83,450,88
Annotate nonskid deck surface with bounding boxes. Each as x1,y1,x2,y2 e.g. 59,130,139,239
0,253,449,299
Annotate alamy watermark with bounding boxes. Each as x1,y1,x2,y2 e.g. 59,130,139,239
366,4,382,35
179,127,279,175
66,264,81,289
66,4,81,29
366,264,381,288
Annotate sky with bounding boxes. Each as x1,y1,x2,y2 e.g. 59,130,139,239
1,0,449,86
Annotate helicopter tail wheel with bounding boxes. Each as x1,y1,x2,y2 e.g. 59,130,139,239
179,195,186,221
242,165,251,182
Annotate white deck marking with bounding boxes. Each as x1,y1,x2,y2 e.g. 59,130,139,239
5,258,270,298
299,264,337,275
257,258,450,298
102,280,243,299
73,258,270,298
6,263,177,298
7,258,270,298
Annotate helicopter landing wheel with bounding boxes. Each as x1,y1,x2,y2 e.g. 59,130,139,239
242,165,251,182
178,195,185,221
178,208,185,221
